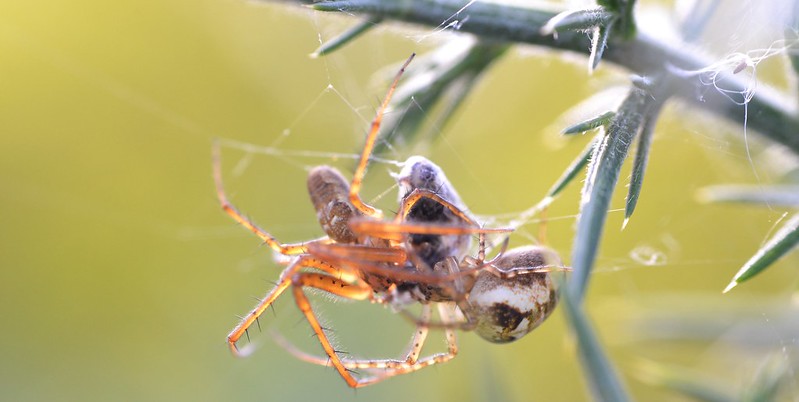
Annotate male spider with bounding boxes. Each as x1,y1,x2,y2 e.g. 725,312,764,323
214,54,564,387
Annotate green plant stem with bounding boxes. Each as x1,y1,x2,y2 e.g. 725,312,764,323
292,0,799,154
562,291,631,401
570,86,661,301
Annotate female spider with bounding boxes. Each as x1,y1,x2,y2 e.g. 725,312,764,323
214,54,564,387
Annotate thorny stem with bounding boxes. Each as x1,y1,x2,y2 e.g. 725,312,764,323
277,0,799,154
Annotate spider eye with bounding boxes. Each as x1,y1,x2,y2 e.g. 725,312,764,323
466,246,560,343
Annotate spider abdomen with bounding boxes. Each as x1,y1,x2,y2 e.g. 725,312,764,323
307,166,363,244
467,245,560,343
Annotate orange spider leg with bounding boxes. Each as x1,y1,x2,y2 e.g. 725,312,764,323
213,140,330,255
349,220,508,274
349,220,512,241
397,188,478,226
290,272,378,388
359,303,460,385
274,304,432,369
402,304,432,365
308,242,408,264
304,242,491,285
349,54,416,219
273,303,458,387
227,255,358,356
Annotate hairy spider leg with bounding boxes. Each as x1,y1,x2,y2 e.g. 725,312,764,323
349,53,416,219
308,242,408,264
275,304,432,370
212,140,331,255
349,220,512,241
290,270,380,388
273,303,459,387
226,255,364,356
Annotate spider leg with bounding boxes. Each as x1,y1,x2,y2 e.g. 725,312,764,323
403,304,431,364
212,140,331,255
397,188,478,226
481,263,572,277
290,271,378,388
349,54,415,219
227,255,356,356
308,241,528,287
274,304,431,368
358,303,460,385
480,245,571,279
305,242,479,285
392,258,478,332
308,242,408,264
349,220,512,241
273,303,459,387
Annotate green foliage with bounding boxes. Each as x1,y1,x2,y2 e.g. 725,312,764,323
547,135,600,199
636,355,794,402
562,291,630,402
562,111,616,135
624,100,662,228
569,85,666,302
540,8,614,35
724,212,799,293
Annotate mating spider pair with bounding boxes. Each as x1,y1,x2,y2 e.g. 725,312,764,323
214,54,565,387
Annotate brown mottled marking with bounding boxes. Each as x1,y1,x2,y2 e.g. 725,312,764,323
466,245,560,343
307,166,363,244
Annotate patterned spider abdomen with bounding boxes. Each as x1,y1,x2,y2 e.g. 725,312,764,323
467,245,560,343
307,166,363,244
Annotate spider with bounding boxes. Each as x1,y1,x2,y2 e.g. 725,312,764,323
214,54,565,387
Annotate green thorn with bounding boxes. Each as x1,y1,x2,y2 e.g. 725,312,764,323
562,111,616,135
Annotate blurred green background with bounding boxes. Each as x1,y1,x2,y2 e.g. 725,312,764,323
1,1,797,401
